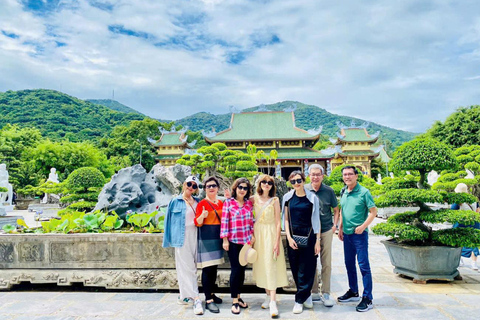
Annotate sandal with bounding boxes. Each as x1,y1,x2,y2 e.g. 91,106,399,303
212,294,223,304
231,303,240,314
238,298,248,309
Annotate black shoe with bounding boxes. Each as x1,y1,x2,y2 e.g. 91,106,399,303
206,301,220,313
337,289,360,302
356,297,373,312
212,294,223,304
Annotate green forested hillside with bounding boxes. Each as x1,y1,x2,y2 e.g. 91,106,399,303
87,99,145,116
0,90,145,141
174,101,417,149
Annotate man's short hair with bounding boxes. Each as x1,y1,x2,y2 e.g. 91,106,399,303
309,164,324,175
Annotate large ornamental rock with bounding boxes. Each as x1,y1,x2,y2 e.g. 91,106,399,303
94,164,191,218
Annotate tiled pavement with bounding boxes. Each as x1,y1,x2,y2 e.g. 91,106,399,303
0,216,479,319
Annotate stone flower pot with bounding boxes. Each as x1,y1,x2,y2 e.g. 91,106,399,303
381,239,462,282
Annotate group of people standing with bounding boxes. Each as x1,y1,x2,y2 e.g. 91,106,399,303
162,164,377,316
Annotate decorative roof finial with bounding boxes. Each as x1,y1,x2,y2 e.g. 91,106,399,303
229,105,240,114
283,103,297,112
202,129,217,138
307,126,323,135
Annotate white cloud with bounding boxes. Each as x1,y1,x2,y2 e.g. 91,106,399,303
1,0,480,133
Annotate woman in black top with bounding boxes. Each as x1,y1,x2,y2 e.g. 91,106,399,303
282,171,320,314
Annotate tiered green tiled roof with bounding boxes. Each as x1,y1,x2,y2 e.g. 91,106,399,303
258,148,333,160
206,112,320,142
154,154,182,160
338,150,378,157
152,132,186,146
337,128,379,143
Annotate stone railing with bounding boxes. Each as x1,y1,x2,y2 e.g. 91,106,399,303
0,233,300,290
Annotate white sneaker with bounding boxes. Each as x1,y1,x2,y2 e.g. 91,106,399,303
320,293,335,307
472,261,479,270
261,295,270,309
311,292,321,301
177,296,192,305
193,299,204,315
303,295,313,309
293,302,303,314
270,301,279,317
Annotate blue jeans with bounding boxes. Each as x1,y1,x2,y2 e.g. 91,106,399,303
343,232,373,300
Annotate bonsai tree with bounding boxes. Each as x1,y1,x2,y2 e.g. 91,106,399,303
177,143,258,179
432,145,480,199
58,167,105,215
372,138,480,248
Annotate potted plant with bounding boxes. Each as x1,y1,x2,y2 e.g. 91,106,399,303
372,138,480,282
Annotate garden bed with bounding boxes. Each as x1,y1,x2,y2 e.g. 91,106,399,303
0,233,297,290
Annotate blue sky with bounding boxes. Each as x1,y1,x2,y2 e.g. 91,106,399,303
1,0,480,133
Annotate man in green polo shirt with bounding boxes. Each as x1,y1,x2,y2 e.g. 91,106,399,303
338,166,377,312
305,164,339,307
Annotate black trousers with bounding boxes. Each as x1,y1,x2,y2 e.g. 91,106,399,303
227,242,246,298
287,232,317,304
202,265,218,300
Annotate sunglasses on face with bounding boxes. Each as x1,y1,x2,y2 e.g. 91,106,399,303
186,181,198,189
260,180,274,186
205,184,218,189
237,185,249,191
290,178,303,185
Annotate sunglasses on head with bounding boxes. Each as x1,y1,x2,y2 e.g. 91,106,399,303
290,178,303,185
260,180,274,186
186,181,198,189
237,185,249,191
205,184,218,189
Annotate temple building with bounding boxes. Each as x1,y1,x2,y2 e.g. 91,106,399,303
150,128,196,167
204,110,334,180
326,122,382,176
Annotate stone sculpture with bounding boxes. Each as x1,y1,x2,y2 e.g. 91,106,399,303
94,164,192,218
42,168,60,204
377,173,382,185
389,172,394,179
0,163,13,206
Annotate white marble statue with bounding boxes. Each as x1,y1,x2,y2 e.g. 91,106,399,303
406,171,411,176
48,168,59,183
0,163,13,206
42,168,60,204
389,172,394,179
377,173,382,185
427,170,439,186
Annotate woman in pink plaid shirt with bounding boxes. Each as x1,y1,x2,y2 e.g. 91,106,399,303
220,177,255,315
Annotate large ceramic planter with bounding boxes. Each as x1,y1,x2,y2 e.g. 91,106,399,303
0,233,298,290
381,239,462,282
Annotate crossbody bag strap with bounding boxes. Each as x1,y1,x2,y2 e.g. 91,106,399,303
257,197,274,220
205,200,222,222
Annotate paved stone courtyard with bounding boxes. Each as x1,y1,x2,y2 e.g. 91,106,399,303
0,214,479,319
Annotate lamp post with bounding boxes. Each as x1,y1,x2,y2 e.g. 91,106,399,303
384,134,388,176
